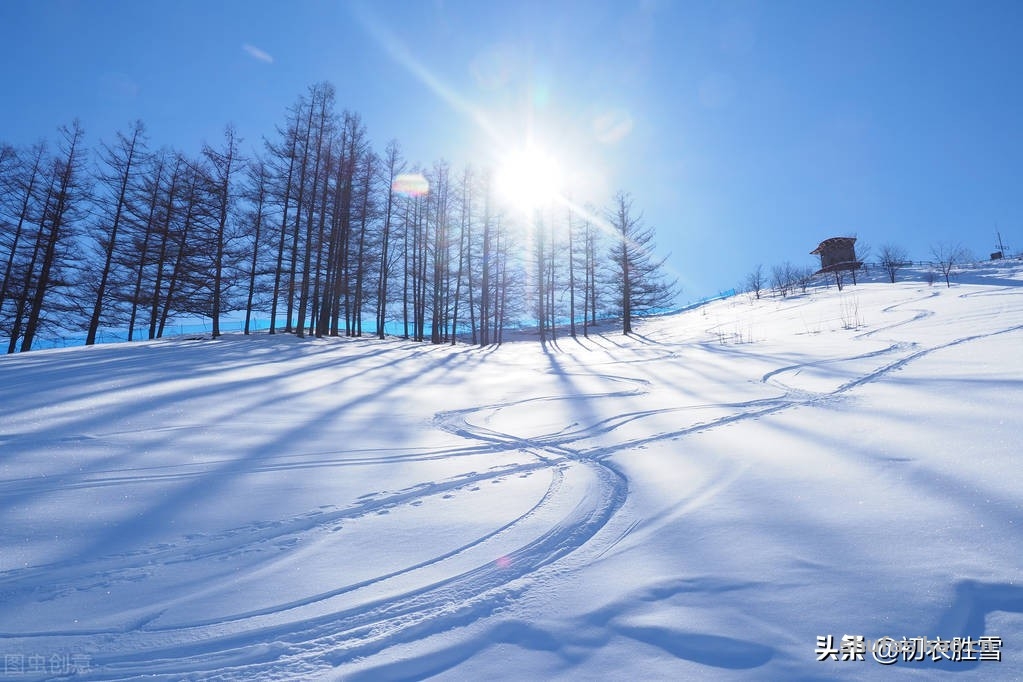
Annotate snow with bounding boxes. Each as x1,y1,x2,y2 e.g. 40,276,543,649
2,262,1022,681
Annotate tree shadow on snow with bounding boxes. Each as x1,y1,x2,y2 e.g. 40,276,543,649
907,580,1023,672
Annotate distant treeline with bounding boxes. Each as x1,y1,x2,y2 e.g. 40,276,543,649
0,82,675,353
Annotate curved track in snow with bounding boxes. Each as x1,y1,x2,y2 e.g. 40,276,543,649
4,280,1023,680
3,370,639,681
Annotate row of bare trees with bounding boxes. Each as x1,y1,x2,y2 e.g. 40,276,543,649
0,82,676,352
0,119,249,352
742,241,974,301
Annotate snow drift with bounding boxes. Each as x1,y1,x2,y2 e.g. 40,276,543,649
1,262,1022,681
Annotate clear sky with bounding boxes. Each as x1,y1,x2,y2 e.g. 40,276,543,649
2,0,1020,300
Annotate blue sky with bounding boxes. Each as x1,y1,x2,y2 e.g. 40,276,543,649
2,0,1020,300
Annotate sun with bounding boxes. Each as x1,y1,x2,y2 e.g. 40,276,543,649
494,144,563,212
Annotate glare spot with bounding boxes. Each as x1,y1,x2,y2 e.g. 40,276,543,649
470,44,518,90
532,82,551,109
495,145,562,211
392,173,430,197
593,109,634,144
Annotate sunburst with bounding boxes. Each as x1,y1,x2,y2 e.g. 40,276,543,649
494,144,563,213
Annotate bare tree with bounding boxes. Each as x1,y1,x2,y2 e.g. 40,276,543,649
0,144,15,200
544,205,560,341
241,157,271,334
794,265,816,293
771,262,796,298
293,87,330,338
850,238,870,285
745,263,764,299
283,91,316,334
878,243,909,283
581,208,604,336
0,144,47,335
533,210,549,342
202,124,243,338
20,122,89,352
326,110,368,337
4,82,725,352
608,191,677,335
429,161,451,344
930,242,970,288
155,158,204,339
450,165,472,344
376,140,404,339
123,147,167,341
265,112,300,334
348,146,378,337
85,120,147,345
566,204,580,336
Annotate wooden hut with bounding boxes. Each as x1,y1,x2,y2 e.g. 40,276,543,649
811,237,863,274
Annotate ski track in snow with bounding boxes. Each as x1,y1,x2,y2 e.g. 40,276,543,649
3,276,1023,680
339,292,1023,680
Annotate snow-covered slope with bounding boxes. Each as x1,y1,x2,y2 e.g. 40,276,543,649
2,262,1022,681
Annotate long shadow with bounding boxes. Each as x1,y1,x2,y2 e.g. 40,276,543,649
574,333,616,351
34,342,642,673
344,576,774,681
598,333,631,351
0,338,493,564
890,580,1023,671
2,338,444,443
65,345,489,564
626,331,660,345
0,342,432,514
0,336,365,424
539,346,642,464
955,274,1023,289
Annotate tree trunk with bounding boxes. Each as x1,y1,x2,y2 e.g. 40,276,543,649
86,123,143,345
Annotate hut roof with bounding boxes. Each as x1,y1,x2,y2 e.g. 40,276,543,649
810,236,857,256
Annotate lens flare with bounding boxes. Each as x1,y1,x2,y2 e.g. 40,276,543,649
593,108,633,144
392,172,430,197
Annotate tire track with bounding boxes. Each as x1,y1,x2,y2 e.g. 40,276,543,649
16,383,632,680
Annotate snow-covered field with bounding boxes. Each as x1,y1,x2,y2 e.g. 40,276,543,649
2,262,1022,681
